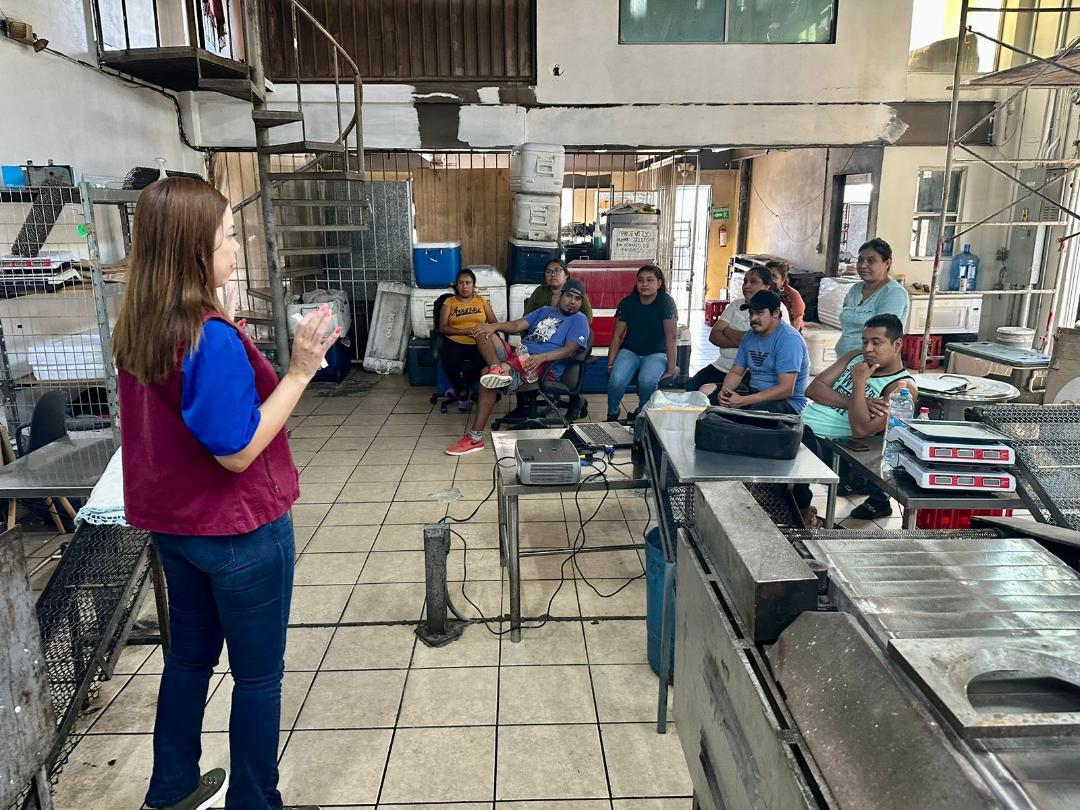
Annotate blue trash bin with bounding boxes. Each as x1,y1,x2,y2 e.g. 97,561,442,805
645,527,675,677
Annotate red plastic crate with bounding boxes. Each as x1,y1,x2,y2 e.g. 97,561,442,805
704,299,730,326
901,334,943,370
568,261,642,309
911,507,1013,530
591,315,616,347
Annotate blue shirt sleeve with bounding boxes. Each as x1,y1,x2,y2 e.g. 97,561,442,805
523,308,542,330
735,336,750,369
181,320,261,457
565,312,590,349
773,330,806,374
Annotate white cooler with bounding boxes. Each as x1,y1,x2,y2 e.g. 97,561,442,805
510,142,565,195
511,193,561,242
410,285,509,339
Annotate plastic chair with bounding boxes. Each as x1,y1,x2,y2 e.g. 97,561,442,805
13,391,77,532
492,334,594,431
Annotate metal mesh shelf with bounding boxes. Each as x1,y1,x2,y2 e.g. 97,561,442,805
33,523,152,777
980,404,1080,531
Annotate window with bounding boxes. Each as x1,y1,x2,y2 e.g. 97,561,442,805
911,169,964,260
619,0,836,45
909,0,1002,73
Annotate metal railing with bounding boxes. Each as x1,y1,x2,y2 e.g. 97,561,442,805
90,0,246,62
282,0,366,176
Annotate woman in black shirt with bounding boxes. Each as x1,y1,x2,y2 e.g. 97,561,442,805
606,264,678,420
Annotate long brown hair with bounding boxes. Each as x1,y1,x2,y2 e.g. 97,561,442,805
113,178,228,384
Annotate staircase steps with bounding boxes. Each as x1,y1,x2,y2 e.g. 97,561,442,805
198,78,265,101
252,109,304,128
262,141,345,155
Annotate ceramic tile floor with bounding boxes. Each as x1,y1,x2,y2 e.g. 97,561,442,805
35,370,901,809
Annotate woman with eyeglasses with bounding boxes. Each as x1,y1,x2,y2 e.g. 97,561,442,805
836,238,909,356
523,259,594,324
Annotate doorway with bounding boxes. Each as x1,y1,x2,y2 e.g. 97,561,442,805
672,183,713,314
827,173,874,274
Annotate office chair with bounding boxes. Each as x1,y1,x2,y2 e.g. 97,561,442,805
492,334,594,431
427,293,484,413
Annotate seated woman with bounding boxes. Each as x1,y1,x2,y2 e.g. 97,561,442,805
686,265,789,404
524,259,594,324
767,259,805,331
438,268,497,411
606,264,678,421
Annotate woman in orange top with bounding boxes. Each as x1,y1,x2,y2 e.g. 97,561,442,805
438,267,497,410
768,259,806,331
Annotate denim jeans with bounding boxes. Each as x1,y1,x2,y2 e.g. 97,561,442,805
608,350,667,416
146,514,295,810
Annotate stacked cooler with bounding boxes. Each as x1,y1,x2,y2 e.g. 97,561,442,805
507,143,564,285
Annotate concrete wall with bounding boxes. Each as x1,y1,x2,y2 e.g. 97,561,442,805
1,0,203,178
744,147,882,275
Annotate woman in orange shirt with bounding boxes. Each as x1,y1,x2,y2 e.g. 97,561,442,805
768,259,806,331
438,268,497,410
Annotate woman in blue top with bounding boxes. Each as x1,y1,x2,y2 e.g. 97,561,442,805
835,239,910,356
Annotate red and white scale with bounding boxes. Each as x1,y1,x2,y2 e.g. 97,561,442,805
888,420,1018,492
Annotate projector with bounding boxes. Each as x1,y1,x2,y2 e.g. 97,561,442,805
515,438,581,485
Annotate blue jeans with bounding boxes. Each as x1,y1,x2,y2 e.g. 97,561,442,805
146,514,295,810
608,351,667,417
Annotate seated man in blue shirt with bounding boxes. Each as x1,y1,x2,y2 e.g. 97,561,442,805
714,290,810,414
446,279,590,456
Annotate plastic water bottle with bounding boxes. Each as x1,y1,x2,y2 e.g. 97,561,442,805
916,407,930,420
516,343,538,383
881,387,914,478
948,244,980,292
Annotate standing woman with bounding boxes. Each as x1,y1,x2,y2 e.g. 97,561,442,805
606,264,678,421
766,259,805,331
113,178,336,810
836,238,910,355
524,259,595,323
834,237,910,521
439,267,497,410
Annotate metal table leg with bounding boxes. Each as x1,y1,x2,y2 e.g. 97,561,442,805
497,479,507,569
825,454,840,528
506,494,522,642
903,505,918,529
656,557,676,733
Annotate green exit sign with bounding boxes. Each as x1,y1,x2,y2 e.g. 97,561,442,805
712,205,730,221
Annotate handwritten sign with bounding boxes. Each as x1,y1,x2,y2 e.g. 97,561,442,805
610,226,658,261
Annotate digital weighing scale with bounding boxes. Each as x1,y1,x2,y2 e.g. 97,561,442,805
887,420,1016,465
896,453,1017,492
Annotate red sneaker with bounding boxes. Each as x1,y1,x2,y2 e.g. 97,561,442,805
446,434,485,456
480,364,512,388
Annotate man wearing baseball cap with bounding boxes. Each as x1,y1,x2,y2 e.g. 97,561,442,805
717,289,810,414
446,279,590,456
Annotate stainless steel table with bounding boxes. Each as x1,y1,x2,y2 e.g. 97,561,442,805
824,435,1027,529
0,433,116,499
491,429,649,642
643,410,840,732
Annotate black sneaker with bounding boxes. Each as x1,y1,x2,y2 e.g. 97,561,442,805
606,412,620,422
160,769,228,810
849,499,893,520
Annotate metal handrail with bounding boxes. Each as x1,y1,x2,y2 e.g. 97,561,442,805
286,0,366,176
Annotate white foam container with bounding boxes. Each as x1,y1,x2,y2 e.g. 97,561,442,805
816,276,860,329
803,321,842,375
511,192,561,241
409,286,508,339
364,281,412,374
509,283,540,321
465,264,507,289
510,142,565,195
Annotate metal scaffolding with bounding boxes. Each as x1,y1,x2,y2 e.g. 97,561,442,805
923,1,1080,370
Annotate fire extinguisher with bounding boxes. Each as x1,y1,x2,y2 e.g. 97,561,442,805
718,224,729,247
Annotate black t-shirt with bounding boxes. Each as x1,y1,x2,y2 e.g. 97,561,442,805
615,291,678,356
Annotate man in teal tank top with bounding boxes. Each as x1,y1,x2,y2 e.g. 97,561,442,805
795,314,917,528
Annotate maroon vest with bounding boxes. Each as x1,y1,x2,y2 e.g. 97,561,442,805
119,312,299,536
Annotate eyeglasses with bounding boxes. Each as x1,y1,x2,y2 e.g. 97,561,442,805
545,268,565,276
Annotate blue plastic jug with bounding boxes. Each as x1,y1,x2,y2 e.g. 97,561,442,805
948,244,980,292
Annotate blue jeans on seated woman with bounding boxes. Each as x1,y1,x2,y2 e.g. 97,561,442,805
608,350,667,417
146,513,294,810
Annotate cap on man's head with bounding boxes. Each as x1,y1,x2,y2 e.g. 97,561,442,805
561,278,586,299
740,290,782,312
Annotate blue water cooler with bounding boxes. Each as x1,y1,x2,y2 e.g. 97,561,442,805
948,244,980,292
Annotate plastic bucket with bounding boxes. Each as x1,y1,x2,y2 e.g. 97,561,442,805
645,527,675,678
996,326,1035,349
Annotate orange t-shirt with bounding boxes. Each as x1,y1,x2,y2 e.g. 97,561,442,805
444,295,488,344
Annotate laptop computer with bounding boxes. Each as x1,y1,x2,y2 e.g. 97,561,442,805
568,420,635,449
